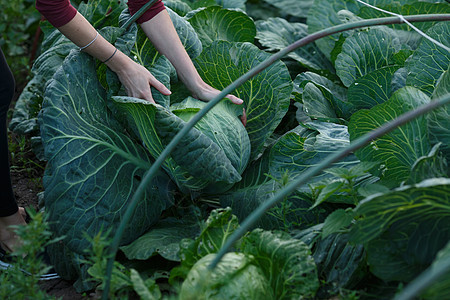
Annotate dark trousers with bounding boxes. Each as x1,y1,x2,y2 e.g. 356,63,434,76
0,47,18,217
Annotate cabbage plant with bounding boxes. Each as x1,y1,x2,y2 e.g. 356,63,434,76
9,0,450,298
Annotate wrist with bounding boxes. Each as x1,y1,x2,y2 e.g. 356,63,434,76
104,50,132,73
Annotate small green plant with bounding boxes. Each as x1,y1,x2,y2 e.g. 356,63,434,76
0,209,60,299
83,230,161,299
267,171,321,232
0,0,41,88
309,162,379,209
8,131,45,187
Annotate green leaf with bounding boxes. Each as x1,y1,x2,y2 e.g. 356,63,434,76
268,122,360,188
80,0,126,28
186,6,256,48
180,0,216,10
321,209,355,238
358,2,450,33
313,233,366,291
262,0,313,18
294,72,347,102
194,41,293,160
163,0,192,16
301,83,338,120
428,67,450,162
171,97,250,176
406,143,448,185
405,22,450,96
256,18,332,71
120,217,201,261
39,51,176,253
130,269,161,300
349,178,450,281
112,97,246,193
357,183,390,198
179,252,273,300
347,65,402,109
294,72,353,120
220,178,326,230
241,229,319,299
169,208,240,282
420,240,450,300
215,0,246,10
335,28,401,87
349,87,431,186
307,0,361,59
220,122,357,229
312,181,345,209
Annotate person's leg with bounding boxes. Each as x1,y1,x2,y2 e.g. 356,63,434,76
0,47,26,253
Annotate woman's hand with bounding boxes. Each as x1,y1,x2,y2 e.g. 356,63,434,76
106,51,171,103
139,10,246,126
190,81,247,126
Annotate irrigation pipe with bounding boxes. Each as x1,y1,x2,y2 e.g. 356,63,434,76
103,13,450,299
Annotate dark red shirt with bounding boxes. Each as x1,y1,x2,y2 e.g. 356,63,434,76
36,0,165,27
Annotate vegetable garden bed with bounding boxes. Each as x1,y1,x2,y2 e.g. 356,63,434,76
6,0,450,299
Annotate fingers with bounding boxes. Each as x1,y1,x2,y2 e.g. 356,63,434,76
126,85,155,104
226,94,244,105
149,75,171,96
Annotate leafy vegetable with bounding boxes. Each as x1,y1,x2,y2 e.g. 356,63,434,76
39,51,176,253
179,252,273,300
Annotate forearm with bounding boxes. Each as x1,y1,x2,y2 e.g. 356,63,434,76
57,12,131,72
139,10,204,91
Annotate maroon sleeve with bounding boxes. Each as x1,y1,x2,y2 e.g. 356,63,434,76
127,0,166,24
36,0,77,27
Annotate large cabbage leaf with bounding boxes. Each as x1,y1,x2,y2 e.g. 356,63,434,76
112,96,249,193
179,252,273,300
349,87,431,186
186,6,256,48
195,41,293,160
262,0,313,18
335,28,401,87
312,233,366,294
256,17,333,72
349,178,450,282
405,22,450,96
420,240,450,299
428,67,450,162
39,51,176,253
220,122,357,229
306,0,361,59
241,229,319,299
358,2,450,36
347,65,402,110
120,214,201,261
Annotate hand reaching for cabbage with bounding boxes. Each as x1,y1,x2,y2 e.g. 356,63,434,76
189,81,247,127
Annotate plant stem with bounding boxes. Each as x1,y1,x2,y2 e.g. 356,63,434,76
102,13,450,299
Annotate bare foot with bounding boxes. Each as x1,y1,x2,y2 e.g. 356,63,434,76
0,210,27,253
